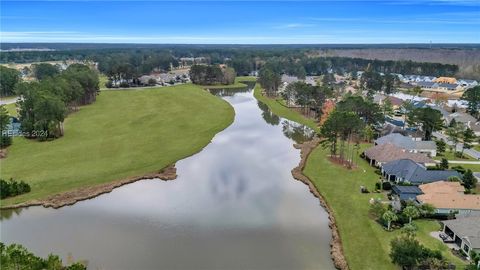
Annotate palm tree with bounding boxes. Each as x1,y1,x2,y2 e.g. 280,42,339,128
403,206,420,224
382,210,398,231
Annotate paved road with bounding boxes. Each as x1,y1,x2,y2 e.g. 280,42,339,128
437,160,480,164
0,96,19,105
433,131,480,160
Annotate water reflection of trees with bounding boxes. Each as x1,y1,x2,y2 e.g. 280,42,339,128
0,208,23,221
281,120,316,144
257,101,280,126
209,87,250,97
257,100,315,143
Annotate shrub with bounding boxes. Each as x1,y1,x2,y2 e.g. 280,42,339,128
382,182,392,190
119,81,130,88
0,135,12,148
105,80,114,88
452,165,466,174
0,178,31,199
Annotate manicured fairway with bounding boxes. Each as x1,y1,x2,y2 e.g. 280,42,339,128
304,145,467,270
0,84,234,206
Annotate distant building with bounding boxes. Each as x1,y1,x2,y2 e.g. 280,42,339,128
435,77,457,84
437,83,461,91
457,79,478,88
417,81,438,89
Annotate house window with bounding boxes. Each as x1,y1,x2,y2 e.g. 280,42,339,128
463,243,470,254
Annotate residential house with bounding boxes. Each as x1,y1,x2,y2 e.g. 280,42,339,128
417,81,438,90
417,181,480,216
375,133,437,156
457,79,478,88
373,94,404,110
139,75,156,86
437,83,461,91
391,185,423,201
364,143,435,167
446,112,480,136
435,77,457,84
281,74,299,84
391,185,423,210
381,159,461,184
441,217,480,258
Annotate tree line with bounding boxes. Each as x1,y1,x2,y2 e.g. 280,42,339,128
14,63,99,140
1,242,86,270
1,47,461,81
189,65,236,85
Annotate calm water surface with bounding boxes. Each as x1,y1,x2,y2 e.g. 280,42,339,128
0,88,335,270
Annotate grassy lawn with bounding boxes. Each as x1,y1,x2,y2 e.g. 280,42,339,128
253,84,319,132
303,145,468,270
98,74,108,89
199,76,256,90
236,76,257,82
475,145,480,152
436,150,476,161
453,163,480,172
4,103,18,117
0,84,234,206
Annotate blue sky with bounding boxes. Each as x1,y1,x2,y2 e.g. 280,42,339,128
1,1,479,44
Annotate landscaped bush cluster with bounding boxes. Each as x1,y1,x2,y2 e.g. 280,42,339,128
0,242,86,270
390,234,453,270
0,178,31,199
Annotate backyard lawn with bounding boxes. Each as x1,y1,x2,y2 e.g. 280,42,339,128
304,145,468,270
0,84,234,206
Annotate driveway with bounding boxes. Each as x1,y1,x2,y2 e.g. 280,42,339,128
433,131,480,160
0,96,19,105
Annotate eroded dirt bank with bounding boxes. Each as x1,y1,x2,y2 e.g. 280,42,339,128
291,138,350,270
1,165,177,210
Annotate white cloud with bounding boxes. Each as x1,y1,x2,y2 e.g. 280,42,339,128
274,23,316,29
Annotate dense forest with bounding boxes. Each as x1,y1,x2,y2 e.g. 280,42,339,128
0,47,462,79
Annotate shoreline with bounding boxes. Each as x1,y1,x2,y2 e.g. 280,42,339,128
1,85,236,209
1,164,178,210
291,138,350,270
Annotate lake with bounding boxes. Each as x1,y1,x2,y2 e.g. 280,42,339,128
0,88,335,270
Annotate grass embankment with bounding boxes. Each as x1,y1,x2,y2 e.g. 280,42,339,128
253,84,319,132
199,76,256,90
253,87,466,269
0,84,234,207
304,145,467,270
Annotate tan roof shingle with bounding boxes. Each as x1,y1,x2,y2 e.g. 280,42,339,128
418,181,480,210
364,143,434,164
